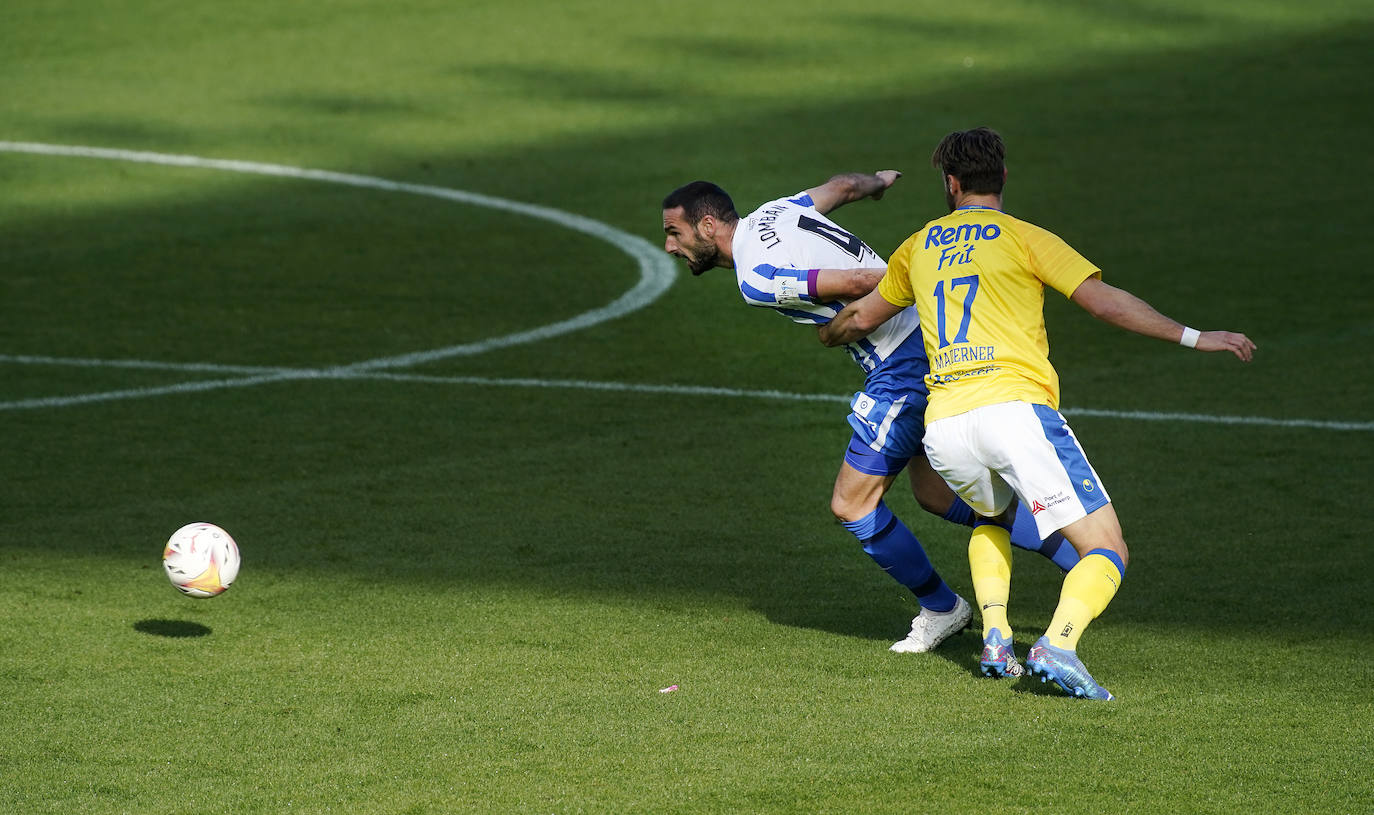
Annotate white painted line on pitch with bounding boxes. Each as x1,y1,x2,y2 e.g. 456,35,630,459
0,353,296,376
5,353,1366,432
0,141,676,371
1059,407,1374,433
0,370,322,411
355,370,854,403
360,371,1373,431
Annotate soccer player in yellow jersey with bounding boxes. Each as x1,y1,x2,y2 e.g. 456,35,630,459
821,127,1255,700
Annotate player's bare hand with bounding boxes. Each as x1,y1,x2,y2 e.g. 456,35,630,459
1197,331,1256,362
870,170,902,199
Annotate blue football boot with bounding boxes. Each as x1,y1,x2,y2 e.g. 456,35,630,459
979,629,1025,678
1026,637,1114,701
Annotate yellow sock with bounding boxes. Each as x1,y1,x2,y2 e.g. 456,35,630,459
1046,551,1125,650
968,524,1013,640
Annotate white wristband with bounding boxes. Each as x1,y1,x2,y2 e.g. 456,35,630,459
1179,327,1201,349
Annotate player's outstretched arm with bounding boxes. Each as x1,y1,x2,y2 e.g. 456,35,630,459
818,288,904,346
773,268,884,309
814,267,885,301
1070,276,1256,361
804,171,902,215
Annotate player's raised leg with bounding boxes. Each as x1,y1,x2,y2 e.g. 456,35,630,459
832,453,969,653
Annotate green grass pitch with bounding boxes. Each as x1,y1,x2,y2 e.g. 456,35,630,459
2,1,1372,812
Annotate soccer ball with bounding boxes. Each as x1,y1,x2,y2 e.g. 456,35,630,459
162,522,240,598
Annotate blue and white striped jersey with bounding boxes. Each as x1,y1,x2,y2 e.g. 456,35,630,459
731,192,924,375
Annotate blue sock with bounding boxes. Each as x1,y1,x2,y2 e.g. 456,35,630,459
843,501,957,612
941,497,976,527
1009,503,1081,571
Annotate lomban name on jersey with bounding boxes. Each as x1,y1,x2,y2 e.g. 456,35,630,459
751,204,789,249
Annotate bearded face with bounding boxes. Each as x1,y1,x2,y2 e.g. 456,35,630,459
663,208,724,275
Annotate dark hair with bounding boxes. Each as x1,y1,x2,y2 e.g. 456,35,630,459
662,181,739,225
931,127,1005,195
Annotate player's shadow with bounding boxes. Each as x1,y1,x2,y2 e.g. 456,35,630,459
133,619,213,638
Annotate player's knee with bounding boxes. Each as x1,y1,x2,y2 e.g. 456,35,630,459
1095,525,1129,567
1062,505,1129,567
830,491,879,523
1085,538,1128,570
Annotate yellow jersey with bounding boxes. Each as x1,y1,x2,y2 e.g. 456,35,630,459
878,206,1100,422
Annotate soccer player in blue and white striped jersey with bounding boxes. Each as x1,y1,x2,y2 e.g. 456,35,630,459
662,172,1079,658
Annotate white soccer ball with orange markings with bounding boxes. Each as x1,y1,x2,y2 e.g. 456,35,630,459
162,522,240,598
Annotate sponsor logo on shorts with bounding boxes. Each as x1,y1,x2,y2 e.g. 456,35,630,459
1037,491,1074,511
1030,500,1047,515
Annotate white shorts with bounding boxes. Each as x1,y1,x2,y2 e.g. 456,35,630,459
922,401,1111,539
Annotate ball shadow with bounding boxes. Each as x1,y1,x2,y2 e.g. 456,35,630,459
134,619,213,638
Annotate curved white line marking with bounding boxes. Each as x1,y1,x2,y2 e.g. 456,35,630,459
0,141,676,370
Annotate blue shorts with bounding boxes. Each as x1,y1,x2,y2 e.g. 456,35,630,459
842,389,929,477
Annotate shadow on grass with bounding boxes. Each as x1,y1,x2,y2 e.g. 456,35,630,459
134,619,213,638
1011,678,1084,701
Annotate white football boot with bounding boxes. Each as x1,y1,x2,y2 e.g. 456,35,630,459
889,596,972,653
